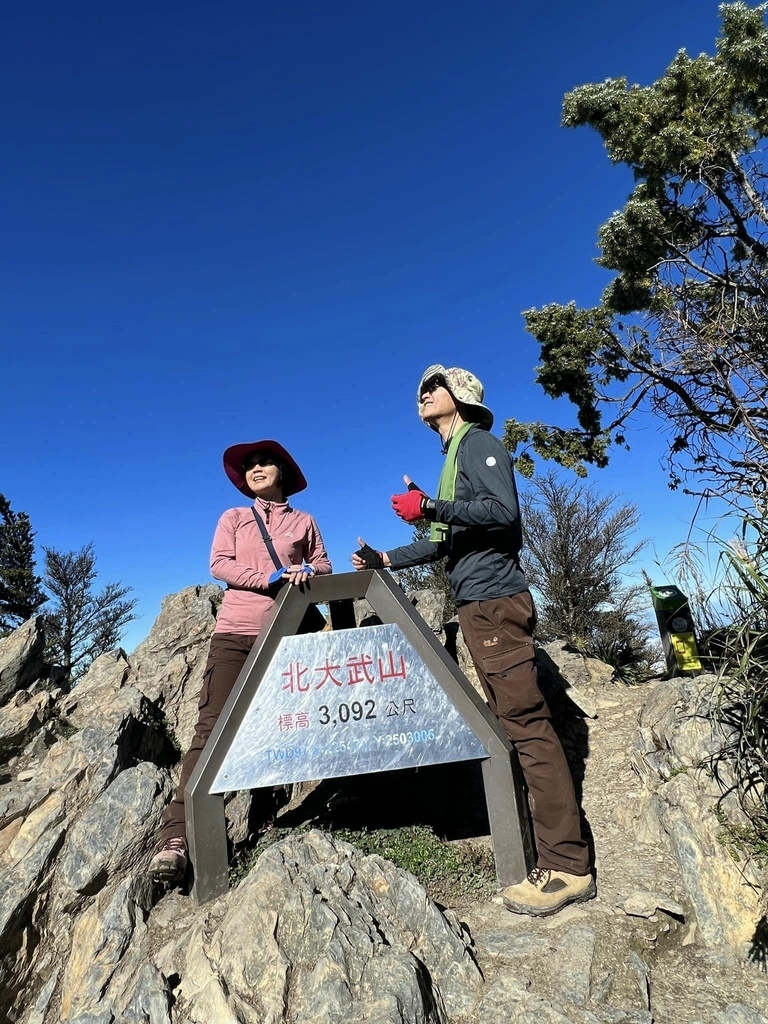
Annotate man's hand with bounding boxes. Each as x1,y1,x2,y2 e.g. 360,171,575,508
391,474,430,523
351,538,389,570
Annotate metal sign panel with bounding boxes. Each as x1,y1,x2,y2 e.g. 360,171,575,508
210,623,487,792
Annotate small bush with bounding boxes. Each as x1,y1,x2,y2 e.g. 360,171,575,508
229,823,496,906
519,471,654,677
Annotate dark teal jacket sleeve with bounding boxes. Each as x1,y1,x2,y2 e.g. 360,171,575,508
433,430,519,527
386,537,445,569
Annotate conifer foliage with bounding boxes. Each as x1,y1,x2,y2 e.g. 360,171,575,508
43,544,137,680
519,472,653,676
506,3,768,511
0,493,46,633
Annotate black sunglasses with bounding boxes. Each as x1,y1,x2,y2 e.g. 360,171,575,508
420,375,448,397
243,454,279,470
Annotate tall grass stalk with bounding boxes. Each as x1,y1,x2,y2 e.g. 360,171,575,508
660,515,768,833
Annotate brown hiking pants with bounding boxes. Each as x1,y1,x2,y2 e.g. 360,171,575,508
158,632,259,844
458,591,590,876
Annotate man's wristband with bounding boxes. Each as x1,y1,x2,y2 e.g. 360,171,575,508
421,497,437,520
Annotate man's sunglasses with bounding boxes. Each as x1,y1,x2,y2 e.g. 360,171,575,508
420,375,449,397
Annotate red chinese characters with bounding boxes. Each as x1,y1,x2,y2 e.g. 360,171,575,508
278,711,311,731
281,661,310,694
280,650,408,694
346,654,375,685
378,650,406,681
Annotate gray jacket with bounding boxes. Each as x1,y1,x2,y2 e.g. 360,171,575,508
386,427,528,606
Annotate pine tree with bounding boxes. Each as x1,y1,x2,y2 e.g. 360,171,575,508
0,494,46,633
43,543,137,680
506,3,768,512
519,472,653,675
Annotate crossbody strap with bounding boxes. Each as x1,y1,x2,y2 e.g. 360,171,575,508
251,508,283,572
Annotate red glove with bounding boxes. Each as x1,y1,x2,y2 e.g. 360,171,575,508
391,488,427,522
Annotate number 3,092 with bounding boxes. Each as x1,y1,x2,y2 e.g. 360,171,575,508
318,700,376,725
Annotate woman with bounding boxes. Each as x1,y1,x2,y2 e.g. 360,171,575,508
149,438,332,882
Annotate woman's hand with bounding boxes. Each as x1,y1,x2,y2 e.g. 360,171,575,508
283,564,316,586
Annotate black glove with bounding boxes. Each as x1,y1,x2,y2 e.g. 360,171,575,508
355,543,385,569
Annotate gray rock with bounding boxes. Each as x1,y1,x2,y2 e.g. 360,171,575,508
408,590,446,633
0,691,51,758
18,967,58,1024
64,1013,115,1024
0,782,43,833
0,791,66,947
58,874,154,1022
554,925,597,1006
473,929,551,958
616,891,685,919
0,792,66,1014
714,1006,768,1024
56,763,169,899
474,974,535,1023
541,640,615,689
633,675,765,949
0,618,46,706
177,831,483,1024
661,779,761,947
60,649,132,722
588,1012,654,1024
537,644,603,718
123,963,173,1024
638,676,689,735
353,597,380,625
130,584,221,752
0,722,126,836
0,724,127,845
628,951,650,1010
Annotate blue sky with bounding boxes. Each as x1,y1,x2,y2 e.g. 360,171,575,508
1,1,734,649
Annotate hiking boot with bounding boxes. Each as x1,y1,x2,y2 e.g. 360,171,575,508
149,836,188,884
502,866,596,917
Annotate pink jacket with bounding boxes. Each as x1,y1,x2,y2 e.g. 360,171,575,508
210,501,332,635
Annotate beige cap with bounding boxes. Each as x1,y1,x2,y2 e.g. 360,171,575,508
416,364,493,430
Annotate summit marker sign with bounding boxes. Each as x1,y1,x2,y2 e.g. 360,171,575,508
186,570,535,904
211,623,488,793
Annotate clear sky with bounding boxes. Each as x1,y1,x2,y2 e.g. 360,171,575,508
1,1,735,650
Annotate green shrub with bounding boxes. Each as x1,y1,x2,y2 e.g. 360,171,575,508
229,823,496,906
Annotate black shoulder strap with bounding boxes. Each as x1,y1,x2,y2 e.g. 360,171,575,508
251,508,283,572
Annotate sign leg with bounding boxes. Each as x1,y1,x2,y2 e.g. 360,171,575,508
481,745,535,887
188,791,229,904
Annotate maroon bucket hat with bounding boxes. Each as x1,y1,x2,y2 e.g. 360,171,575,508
222,439,308,498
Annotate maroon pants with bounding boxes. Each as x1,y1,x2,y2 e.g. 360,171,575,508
458,591,589,876
158,632,258,843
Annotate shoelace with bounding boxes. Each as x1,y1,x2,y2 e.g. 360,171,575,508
527,867,549,887
163,837,188,855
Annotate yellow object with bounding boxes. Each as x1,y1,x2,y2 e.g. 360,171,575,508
671,631,702,672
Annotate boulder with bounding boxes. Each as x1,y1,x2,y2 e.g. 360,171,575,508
129,585,221,752
0,618,46,706
633,674,766,949
0,691,52,758
158,830,484,1024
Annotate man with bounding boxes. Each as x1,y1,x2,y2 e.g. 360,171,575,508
351,364,595,917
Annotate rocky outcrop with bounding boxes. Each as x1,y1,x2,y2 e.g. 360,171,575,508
129,583,222,752
0,584,766,1024
161,831,482,1024
631,674,767,951
0,617,46,705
